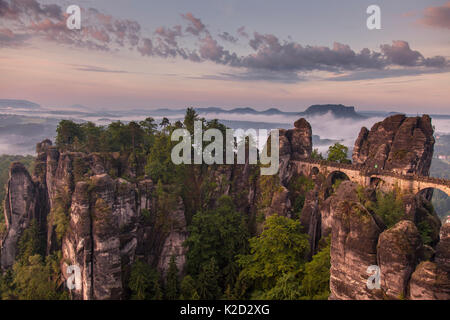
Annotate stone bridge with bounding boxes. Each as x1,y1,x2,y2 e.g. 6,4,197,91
290,158,450,196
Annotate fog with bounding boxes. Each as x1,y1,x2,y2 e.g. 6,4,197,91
0,109,448,157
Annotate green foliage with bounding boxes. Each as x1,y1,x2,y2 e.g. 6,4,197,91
165,255,179,300
11,254,63,300
327,143,351,163
300,239,331,299
311,148,323,160
259,237,331,300
332,178,344,194
48,192,71,242
289,175,315,214
196,258,221,300
180,275,199,300
237,215,310,293
73,157,88,182
129,260,162,300
184,195,249,289
17,220,44,262
258,175,282,209
145,132,176,183
370,190,405,228
56,120,84,150
2,221,66,300
418,220,433,246
140,208,151,224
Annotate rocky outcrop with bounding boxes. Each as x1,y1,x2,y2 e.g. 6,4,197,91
278,118,312,184
409,220,450,300
409,261,450,300
1,138,190,299
328,181,383,300
352,114,435,175
1,163,40,269
435,222,450,273
157,197,187,277
61,181,93,300
377,220,422,299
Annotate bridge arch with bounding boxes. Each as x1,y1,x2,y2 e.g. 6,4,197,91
370,176,384,188
311,166,319,176
324,170,350,198
416,187,449,221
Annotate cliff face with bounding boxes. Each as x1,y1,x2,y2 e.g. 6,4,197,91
0,141,188,299
1,163,40,269
353,114,435,175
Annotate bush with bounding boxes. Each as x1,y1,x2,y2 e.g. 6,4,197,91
370,191,404,228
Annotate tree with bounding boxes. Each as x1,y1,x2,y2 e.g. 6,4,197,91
184,196,248,289
370,190,405,228
12,254,61,300
196,258,221,300
300,239,331,299
165,255,179,300
237,215,310,292
180,275,198,300
55,120,83,150
183,107,199,133
145,132,176,183
311,148,323,160
160,117,170,129
129,260,162,300
327,143,351,163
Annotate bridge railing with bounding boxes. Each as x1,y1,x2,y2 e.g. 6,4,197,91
294,158,450,187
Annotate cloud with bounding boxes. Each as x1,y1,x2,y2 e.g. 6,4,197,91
70,64,131,73
0,0,63,20
155,25,182,47
218,31,238,43
242,34,388,72
193,69,304,84
237,26,249,38
0,27,30,47
1,0,448,83
327,67,450,82
181,12,206,35
379,40,447,68
420,1,450,29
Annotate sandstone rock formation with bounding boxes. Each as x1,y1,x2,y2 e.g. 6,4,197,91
1,142,188,299
328,181,383,300
377,220,422,299
1,163,40,269
353,114,435,175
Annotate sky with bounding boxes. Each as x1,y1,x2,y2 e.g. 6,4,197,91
0,0,449,113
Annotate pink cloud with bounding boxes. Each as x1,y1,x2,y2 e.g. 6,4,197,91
420,1,450,29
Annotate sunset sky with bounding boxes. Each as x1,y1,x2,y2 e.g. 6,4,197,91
0,0,449,113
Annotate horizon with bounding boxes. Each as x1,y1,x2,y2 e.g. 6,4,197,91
2,98,450,116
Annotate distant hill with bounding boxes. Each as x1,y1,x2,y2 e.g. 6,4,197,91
0,99,40,109
299,104,366,119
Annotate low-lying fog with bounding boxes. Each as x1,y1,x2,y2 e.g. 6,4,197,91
0,108,449,157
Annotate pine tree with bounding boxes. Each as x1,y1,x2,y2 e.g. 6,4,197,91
165,255,179,300
196,258,221,300
180,275,198,300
